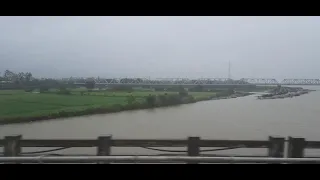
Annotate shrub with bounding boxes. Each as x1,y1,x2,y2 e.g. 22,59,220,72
24,88,34,92
39,86,49,93
186,95,195,103
154,88,165,91
179,91,188,97
178,87,188,97
127,95,136,105
146,95,157,107
157,95,168,106
215,91,233,98
123,103,139,110
189,85,204,92
112,86,133,92
155,94,184,106
57,88,71,95
170,94,182,104
110,104,124,112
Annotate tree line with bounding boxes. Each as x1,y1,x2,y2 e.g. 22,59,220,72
0,70,33,83
0,70,68,91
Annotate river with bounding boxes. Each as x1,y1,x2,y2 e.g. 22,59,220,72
1,86,320,156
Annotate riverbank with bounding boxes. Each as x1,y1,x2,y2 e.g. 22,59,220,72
0,89,250,125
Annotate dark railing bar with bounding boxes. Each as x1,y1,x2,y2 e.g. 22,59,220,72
1,156,320,163
0,139,270,148
305,141,320,149
19,154,269,158
18,140,97,147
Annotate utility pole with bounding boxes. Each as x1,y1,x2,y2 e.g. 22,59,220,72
228,61,231,80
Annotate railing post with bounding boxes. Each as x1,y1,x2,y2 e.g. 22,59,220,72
187,137,200,164
97,135,112,164
4,135,22,164
268,136,285,158
287,137,305,158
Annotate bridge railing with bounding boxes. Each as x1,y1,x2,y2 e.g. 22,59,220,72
1,156,320,164
0,135,317,163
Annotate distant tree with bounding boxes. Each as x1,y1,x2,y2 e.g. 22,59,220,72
3,70,11,80
85,80,95,90
112,86,132,92
127,95,136,105
228,88,235,94
146,95,156,107
59,85,67,91
157,95,168,105
166,94,182,104
39,85,49,93
190,85,204,92
17,72,25,82
178,86,188,97
25,72,33,82
24,88,34,92
57,86,71,95
0,71,4,81
67,80,74,85
154,87,164,91
4,70,17,82
197,85,204,91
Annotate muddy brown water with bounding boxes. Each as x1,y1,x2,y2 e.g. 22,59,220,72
1,86,320,156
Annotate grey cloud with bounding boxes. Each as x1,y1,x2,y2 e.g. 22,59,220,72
0,16,320,80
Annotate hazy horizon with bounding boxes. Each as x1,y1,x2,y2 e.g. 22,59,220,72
1,16,320,80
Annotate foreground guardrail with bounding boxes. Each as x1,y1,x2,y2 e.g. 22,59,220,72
0,135,316,163
1,156,320,163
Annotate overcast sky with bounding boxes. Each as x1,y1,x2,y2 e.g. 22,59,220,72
0,16,319,80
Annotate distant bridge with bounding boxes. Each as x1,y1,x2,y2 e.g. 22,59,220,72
241,78,320,85
63,78,320,86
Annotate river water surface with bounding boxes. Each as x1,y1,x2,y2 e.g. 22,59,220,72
1,86,320,156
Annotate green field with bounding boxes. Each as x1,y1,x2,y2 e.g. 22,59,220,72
0,90,216,121
0,91,133,119
70,90,216,99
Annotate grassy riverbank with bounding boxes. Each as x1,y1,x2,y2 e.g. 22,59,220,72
0,89,228,125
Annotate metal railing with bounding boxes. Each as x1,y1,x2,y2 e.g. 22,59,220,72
1,156,320,163
0,135,317,163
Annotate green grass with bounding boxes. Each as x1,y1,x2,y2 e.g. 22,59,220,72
0,89,217,124
69,89,216,98
0,90,144,118
188,92,216,99
76,91,179,97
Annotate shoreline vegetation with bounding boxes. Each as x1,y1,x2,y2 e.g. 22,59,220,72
0,88,253,126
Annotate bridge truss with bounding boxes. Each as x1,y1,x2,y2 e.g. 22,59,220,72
66,78,248,85
280,79,320,85
240,78,279,85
